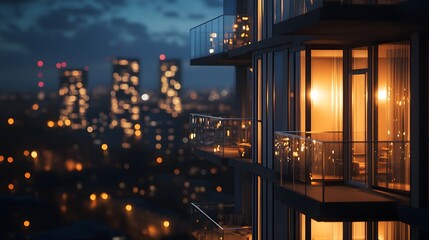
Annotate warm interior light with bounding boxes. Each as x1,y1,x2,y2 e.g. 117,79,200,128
378,89,387,101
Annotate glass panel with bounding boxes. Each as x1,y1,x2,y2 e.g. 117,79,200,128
352,222,366,240
378,221,410,240
310,50,343,132
352,47,368,70
351,73,367,184
300,213,306,240
299,50,306,132
311,219,343,240
274,51,287,131
376,42,410,191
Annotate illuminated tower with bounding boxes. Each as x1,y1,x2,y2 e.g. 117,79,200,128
58,69,89,130
110,58,140,137
159,56,182,118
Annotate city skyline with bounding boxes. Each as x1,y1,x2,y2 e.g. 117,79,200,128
0,0,235,93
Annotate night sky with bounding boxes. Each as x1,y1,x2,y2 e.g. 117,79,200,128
0,0,234,93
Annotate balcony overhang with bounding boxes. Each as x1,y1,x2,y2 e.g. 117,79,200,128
190,45,252,66
274,3,429,45
274,184,399,222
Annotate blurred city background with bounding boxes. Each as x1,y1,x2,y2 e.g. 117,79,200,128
0,0,236,239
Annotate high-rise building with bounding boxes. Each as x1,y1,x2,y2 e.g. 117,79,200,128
189,0,429,239
110,58,140,138
159,57,182,118
58,69,89,130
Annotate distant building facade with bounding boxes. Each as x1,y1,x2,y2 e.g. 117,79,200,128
159,59,182,118
59,69,89,130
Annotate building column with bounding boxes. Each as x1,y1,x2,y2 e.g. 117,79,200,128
410,33,428,209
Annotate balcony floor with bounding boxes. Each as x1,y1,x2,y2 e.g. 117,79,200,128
275,183,404,221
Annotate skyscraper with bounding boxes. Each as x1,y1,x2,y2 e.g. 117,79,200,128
159,57,182,118
110,58,140,138
58,69,89,130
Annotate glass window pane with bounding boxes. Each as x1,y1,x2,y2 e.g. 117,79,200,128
376,42,410,191
311,219,343,240
352,47,368,70
378,221,410,240
352,222,366,240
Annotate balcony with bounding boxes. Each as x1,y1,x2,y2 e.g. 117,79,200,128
191,203,252,240
190,15,252,63
274,0,409,41
190,114,252,160
273,131,408,220
274,0,406,23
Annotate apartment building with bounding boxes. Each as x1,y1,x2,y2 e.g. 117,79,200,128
190,0,429,239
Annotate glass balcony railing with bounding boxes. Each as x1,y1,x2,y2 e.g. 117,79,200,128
274,0,407,23
274,131,410,202
190,15,252,59
189,114,252,159
191,203,252,240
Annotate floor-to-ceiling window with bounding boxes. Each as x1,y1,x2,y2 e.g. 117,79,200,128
375,42,410,192
309,49,343,180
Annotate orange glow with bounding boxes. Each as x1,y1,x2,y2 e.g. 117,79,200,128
23,150,29,156
7,118,14,125
135,130,141,136
101,192,109,200
24,172,31,179
159,54,166,61
57,120,64,127
156,157,163,164
8,183,14,190
89,193,97,201
23,220,30,227
31,151,38,158
173,168,180,175
47,121,55,128
64,119,71,126
32,104,39,111
155,143,161,149
134,124,141,130
216,186,223,192
7,157,13,163
75,163,83,171
125,204,133,212
101,144,108,151
163,220,170,228
0,155,3,162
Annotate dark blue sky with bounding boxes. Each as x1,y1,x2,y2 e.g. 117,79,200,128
0,0,234,93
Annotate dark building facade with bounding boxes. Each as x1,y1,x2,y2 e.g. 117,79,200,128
189,0,429,239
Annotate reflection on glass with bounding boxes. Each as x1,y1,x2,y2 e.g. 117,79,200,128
376,42,410,191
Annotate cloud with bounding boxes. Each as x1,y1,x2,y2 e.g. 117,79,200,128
95,0,128,10
0,0,32,5
163,11,180,18
37,6,103,31
202,0,222,8
187,13,205,20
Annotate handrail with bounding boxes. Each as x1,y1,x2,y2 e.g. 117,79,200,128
190,113,251,121
191,202,224,231
276,131,410,143
190,14,224,31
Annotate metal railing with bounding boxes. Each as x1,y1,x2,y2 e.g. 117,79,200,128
191,203,252,240
190,114,252,159
274,0,407,23
274,131,410,202
190,15,252,59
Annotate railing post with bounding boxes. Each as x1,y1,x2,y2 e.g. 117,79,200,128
322,142,325,202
